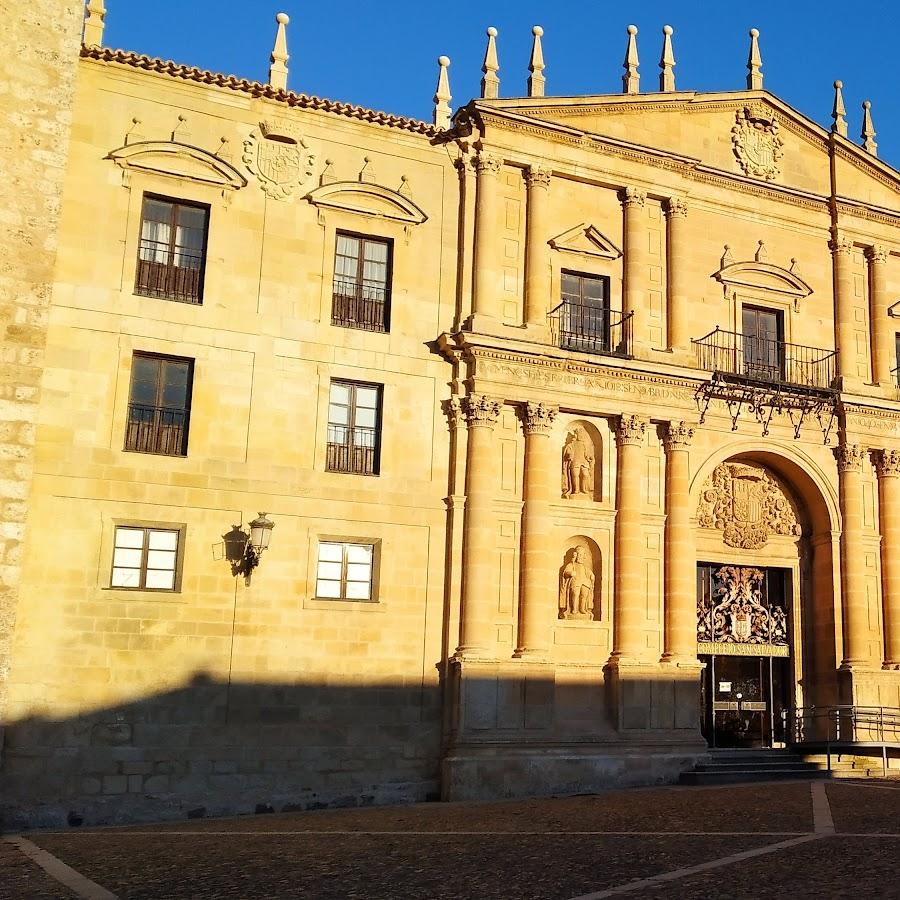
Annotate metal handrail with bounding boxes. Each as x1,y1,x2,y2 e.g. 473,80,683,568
548,303,634,358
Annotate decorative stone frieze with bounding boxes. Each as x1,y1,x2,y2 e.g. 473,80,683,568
616,414,648,446
834,442,866,473
522,401,558,435
663,420,695,450
876,449,900,477
462,393,503,427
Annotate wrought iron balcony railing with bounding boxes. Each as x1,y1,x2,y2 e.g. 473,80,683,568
135,240,204,304
125,403,189,456
693,328,838,393
331,279,389,332
326,424,379,475
549,301,633,358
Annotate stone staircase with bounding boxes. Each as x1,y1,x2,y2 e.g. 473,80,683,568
679,749,830,785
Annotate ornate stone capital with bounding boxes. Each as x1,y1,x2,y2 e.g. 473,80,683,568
621,186,646,208
876,449,900,477
866,244,889,265
443,397,464,429
522,401,558,436
663,420,695,451
829,231,853,256
462,393,503,428
664,196,688,219
475,152,502,177
616,414,648,447
835,442,866,473
525,164,551,190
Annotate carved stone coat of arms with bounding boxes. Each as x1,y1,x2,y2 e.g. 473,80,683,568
243,120,316,200
731,104,784,181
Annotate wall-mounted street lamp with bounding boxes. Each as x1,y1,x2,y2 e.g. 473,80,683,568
222,512,275,585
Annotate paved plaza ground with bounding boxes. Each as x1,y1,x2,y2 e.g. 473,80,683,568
3,779,900,898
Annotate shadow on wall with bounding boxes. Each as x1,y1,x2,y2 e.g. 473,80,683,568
0,672,443,832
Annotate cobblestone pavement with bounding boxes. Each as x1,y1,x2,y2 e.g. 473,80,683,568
2,780,898,899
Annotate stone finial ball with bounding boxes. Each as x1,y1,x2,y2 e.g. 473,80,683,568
834,80,843,89
439,55,450,67
750,28,759,37
663,25,673,35
532,25,544,36
276,12,289,24
487,26,497,37
863,100,871,109
627,24,638,35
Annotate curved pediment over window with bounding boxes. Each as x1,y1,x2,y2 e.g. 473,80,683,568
714,261,812,300
107,141,247,189
306,181,427,225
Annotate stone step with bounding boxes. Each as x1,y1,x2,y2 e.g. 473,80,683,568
693,761,821,772
680,768,831,785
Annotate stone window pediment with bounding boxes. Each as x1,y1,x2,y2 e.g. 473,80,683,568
107,141,247,189
714,261,812,302
549,223,622,260
306,181,427,226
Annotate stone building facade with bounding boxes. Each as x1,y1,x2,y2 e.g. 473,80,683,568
3,8,900,826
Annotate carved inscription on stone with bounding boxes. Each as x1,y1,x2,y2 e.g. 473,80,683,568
696,462,800,549
559,544,596,620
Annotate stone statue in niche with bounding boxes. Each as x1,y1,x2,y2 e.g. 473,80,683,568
559,545,596,620
562,426,594,498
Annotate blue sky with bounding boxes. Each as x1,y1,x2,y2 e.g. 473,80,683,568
103,1,900,169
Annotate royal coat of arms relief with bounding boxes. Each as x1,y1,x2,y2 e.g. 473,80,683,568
696,463,801,550
731,104,784,181
243,119,316,200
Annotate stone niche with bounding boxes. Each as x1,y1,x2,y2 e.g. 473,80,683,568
561,420,602,502
558,536,601,621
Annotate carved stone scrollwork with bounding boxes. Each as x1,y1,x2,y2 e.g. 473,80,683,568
559,543,597,621
876,448,900,477
663,420,695,451
866,244,889,265
664,196,688,219
834,442,866,473
522,401,558,436
475,152,502,177
525,164,552,190
731,104,784,181
443,397,464,429
616,414,648,447
621,186,646,208
696,462,801,550
462,393,503,427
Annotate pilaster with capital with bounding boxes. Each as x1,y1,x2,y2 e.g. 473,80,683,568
866,245,893,387
664,197,689,352
457,394,503,656
621,188,647,355
876,449,900,667
662,421,696,663
516,402,559,657
471,152,503,323
524,165,552,327
830,232,857,384
613,414,649,661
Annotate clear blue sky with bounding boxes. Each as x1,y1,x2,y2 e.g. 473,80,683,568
103,0,900,169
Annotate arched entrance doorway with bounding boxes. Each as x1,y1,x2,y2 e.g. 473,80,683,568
690,448,839,749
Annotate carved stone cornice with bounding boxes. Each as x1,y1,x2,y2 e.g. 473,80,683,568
621,186,646,208
616,414,648,447
462,393,503,427
522,401,558,436
866,244,889,265
475,152,502,176
876,449,900,477
525,164,551,190
835,442,866,473
663,420,695,451
665,196,688,219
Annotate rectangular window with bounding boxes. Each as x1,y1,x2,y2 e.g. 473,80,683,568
326,380,381,475
124,353,193,456
332,233,391,332
135,195,209,304
111,525,182,591
742,305,785,382
315,541,375,600
559,272,612,354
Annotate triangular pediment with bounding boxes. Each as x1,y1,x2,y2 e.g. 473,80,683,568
107,141,247,189
549,223,622,260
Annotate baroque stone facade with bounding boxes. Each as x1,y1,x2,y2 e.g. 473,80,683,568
3,9,900,827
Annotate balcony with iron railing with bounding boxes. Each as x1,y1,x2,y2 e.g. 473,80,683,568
693,328,839,394
326,424,379,475
124,403,189,456
135,240,204,304
548,301,633,359
331,278,389,333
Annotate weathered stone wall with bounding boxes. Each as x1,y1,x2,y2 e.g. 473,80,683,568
0,2,83,731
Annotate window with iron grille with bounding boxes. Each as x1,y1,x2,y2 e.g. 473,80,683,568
124,353,193,457
111,525,183,591
559,272,611,353
315,541,375,600
135,195,209,304
326,380,381,475
332,233,391,332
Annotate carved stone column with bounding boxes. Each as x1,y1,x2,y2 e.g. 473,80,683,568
662,421,696,663
524,165,552,327
621,188,647,353
665,197,689,352
867,245,893,386
831,232,856,384
613,414,648,661
876,449,900,668
836,441,874,667
457,393,503,657
515,402,558,657
471,152,502,323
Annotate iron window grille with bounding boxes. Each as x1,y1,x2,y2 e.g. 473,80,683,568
135,195,209,304
124,353,193,457
331,232,391,332
326,380,381,475
549,271,633,358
